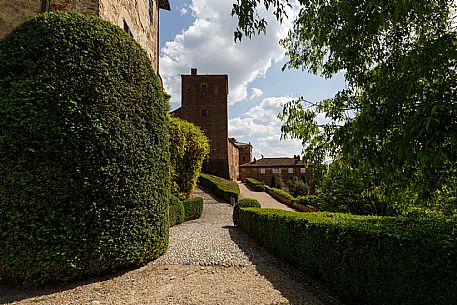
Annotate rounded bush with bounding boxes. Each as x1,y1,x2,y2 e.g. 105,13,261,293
233,198,261,226
0,12,170,284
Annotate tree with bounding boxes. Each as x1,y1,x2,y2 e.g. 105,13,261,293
232,0,457,206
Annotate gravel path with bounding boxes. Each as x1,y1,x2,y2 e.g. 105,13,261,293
1,187,343,305
238,183,296,212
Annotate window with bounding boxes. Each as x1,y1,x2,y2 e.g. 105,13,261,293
242,156,246,162
260,168,265,174
300,167,306,174
201,109,207,117
288,168,293,174
123,20,133,37
272,168,280,174
201,84,208,93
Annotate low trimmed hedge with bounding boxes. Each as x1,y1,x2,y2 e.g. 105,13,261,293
246,178,265,192
198,173,239,203
233,198,261,226
183,197,204,221
296,195,320,208
239,208,457,305
269,188,295,201
169,194,185,227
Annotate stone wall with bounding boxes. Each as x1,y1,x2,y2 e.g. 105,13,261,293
49,0,99,15
0,0,41,37
100,0,159,72
228,140,240,181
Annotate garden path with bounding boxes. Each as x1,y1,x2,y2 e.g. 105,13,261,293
1,187,342,305
238,182,296,211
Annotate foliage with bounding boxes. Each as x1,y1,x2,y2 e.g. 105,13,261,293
287,176,308,197
239,208,457,305
169,194,185,227
232,0,457,211
182,197,204,221
198,173,240,203
0,12,170,284
246,177,265,192
169,116,210,200
296,195,320,208
269,187,295,201
270,174,285,189
318,160,390,215
233,198,261,226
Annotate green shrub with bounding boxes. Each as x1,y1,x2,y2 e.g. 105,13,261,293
246,178,265,191
270,188,295,201
169,194,185,227
296,195,320,208
183,197,204,221
198,173,240,203
271,174,286,189
239,208,457,305
287,176,309,197
233,198,261,226
0,12,170,284
169,116,210,199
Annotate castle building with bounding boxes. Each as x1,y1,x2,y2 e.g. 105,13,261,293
0,0,170,75
172,69,252,180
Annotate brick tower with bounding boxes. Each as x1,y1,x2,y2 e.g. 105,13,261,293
178,68,232,179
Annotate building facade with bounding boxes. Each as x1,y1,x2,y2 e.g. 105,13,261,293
0,0,170,74
240,155,313,188
172,68,239,180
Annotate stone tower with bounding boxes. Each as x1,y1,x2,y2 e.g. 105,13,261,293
0,0,170,74
177,68,234,180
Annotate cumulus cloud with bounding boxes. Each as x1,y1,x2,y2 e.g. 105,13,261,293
229,95,304,158
160,0,293,105
249,88,264,100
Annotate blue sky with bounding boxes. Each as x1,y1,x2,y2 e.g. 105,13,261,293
159,0,345,158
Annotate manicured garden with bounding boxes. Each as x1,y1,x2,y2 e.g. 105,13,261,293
198,173,240,203
237,207,457,305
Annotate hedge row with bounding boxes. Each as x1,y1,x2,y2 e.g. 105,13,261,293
233,198,261,226
198,173,239,203
169,194,185,227
246,178,265,192
182,197,204,221
0,13,170,284
169,196,204,227
239,208,457,305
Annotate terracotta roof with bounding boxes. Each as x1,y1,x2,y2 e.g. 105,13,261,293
159,0,171,10
240,157,304,167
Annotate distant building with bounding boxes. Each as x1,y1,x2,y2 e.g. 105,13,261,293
0,0,170,75
172,68,241,180
230,138,253,166
240,155,313,187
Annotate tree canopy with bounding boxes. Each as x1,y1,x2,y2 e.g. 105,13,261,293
232,0,457,208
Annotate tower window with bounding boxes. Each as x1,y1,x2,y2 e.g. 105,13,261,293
201,109,207,117
201,84,208,93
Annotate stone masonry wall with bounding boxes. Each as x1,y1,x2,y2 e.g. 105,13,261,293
49,0,99,15
0,0,41,37
100,0,159,72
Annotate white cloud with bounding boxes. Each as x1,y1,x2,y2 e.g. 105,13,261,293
249,87,264,100
179,7,188,16
229,95,303,158
160,0,294,105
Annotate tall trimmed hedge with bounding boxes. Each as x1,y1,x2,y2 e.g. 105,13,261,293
169,116,209,199
198,173,240,203
239,209,457,305
0,13,170,284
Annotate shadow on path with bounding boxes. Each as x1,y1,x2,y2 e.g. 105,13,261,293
226,225,344,305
